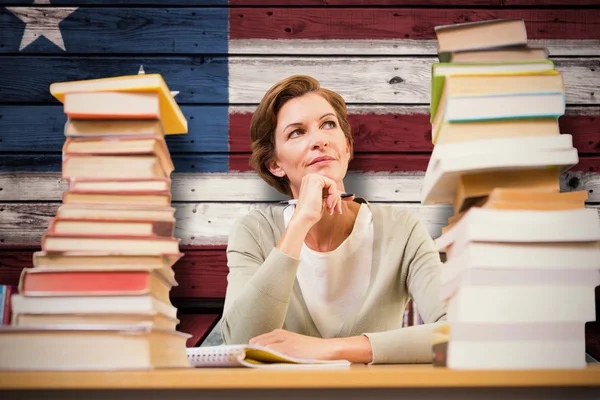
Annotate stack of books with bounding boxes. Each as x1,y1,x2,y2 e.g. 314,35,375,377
423,19,600,370
0,74,193,370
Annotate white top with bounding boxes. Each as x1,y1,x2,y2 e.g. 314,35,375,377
283,203,374,338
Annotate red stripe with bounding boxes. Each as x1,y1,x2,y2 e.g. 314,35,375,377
229,112,600,154
231,1,499,5
229,153,599,173
0,248,229,299
229,153,431,172
229,8,600,40
177,314,221,347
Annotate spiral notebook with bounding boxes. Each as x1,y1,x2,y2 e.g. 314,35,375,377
186,345,351,369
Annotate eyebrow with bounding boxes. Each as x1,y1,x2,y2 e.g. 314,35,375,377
283,113,336,133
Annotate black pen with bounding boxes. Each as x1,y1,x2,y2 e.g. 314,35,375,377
278,193,354,205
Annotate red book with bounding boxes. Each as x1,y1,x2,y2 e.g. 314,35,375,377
20,269,173,304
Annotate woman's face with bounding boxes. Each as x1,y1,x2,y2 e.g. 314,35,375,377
267,92,351,197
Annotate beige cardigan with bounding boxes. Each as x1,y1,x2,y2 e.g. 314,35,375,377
221,198,447,364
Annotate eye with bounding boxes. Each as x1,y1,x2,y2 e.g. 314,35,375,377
322,120,336,129
288,129,303,138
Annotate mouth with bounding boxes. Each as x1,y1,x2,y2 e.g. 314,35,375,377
308,155,336,166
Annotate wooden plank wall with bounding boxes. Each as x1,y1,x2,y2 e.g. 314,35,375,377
0,0,599,351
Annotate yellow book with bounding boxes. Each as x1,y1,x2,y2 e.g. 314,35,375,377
49,74,187,135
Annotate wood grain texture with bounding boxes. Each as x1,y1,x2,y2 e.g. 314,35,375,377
176,313,221,347
0,105,228,153
1,364,600,390
1,203,598,247
0,202,459,247
2,106,599,154
2,171,599,202
228,57,599,104
0,57,598,104
1,7,228,54
228,38,600,56
0,248,229,298
229,8,600,40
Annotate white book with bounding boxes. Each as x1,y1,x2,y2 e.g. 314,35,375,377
435,208,600,252
443,241,600,283
441,266,600,300
446,284,597,324
447,340,586,370
421,148,578,205
10,295,177,319
446,322,586,370
443,92,565,122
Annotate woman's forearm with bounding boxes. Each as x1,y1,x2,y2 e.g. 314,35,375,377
330,335,373,364
276,215,312,259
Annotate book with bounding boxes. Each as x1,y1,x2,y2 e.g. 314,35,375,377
50,74,187,135
11,293,179,330
62,154,173,180
32,251,180,281
69,178,171,192
64,91,160,120
186,345,351,369
452,168,561,213
63,136,168,155
434,117,560,145
434,208,600,252
430,60,555,120
55,204,176,222
444,322,587,370
435,19,527,53
49,218,174,237
63,191,172,207
421,149,578,206
65,119,164,138
11,294,178,319
41,233,181,254
439,45,548,64
444,241,600,271
0,325,192,370
19,268,176,304
445,278,597,324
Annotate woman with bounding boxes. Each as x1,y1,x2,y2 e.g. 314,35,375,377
221,75,446,364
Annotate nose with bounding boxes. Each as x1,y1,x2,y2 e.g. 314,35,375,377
309,129,329,150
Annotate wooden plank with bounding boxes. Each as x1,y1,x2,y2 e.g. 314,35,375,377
229,8,600,41
1,7,228,54
229,106,600,154
2,171,599,202
0,248,229,298
177,314,221,348
0,105,227,153
502,1,600,5
0,154,229,173
0,202,455,247
231,1,501,5
2,202,599,248
0,57,598,104
0,56,228,104
4,1,228,4
229,39,600,56
228,57,600,104
2,152,597,174
2,106,599,154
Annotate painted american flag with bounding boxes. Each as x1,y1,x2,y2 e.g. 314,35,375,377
0,0,598,344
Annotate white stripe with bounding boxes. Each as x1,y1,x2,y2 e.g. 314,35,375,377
228,57,599,104
229,39,600,56
1,171,598,202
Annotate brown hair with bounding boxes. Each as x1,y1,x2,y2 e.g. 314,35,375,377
249,75,354,197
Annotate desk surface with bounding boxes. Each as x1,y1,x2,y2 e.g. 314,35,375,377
1,364,600,390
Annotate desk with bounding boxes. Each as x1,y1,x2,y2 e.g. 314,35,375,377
1,364,600,399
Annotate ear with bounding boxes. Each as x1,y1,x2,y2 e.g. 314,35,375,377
266,158,286,178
